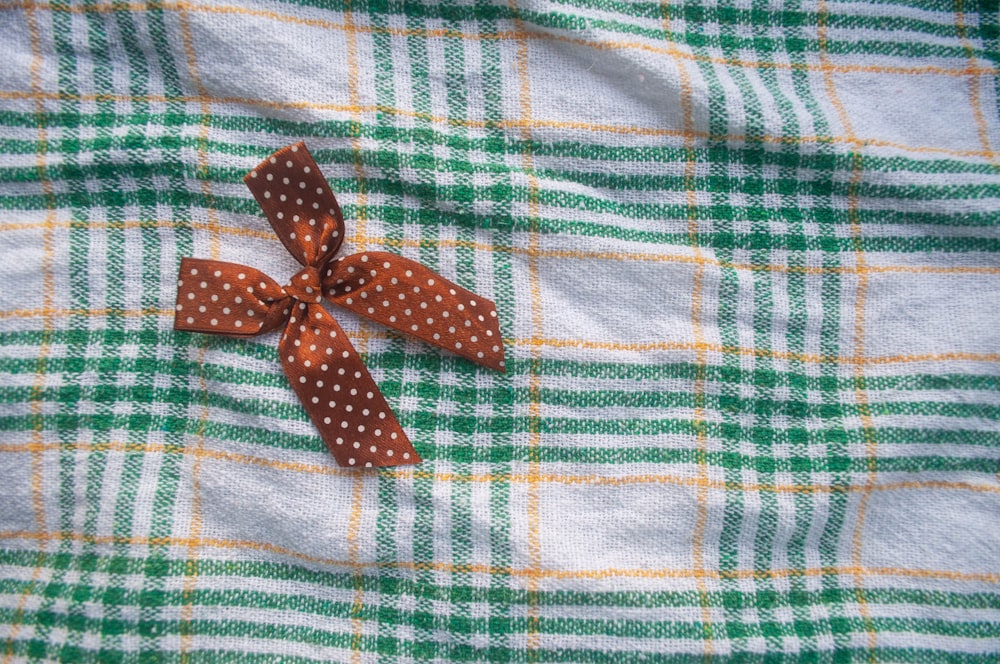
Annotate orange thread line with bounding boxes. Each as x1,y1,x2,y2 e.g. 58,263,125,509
816,0,878,656
342,4,368,660
518,337,1000,365
517,115,990,158
1,88,997,160
0,218,276,240
3,3,53,661
3,0,994,79
2,309,998,366
849,148,880,664
7,221,1000,279
346,469,366,663
4,441,1000,496
0,306,179,319
954,0,1000,174
533,566,1000,583
2,530,999,584
518,247,1000,276
364,234,1000,276
181,354,208,662
177,6,217,659
2,307,998,366
508,0,544,655
25,0,53,541
670,24,715,658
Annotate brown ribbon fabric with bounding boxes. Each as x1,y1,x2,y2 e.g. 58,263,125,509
174,142,505,468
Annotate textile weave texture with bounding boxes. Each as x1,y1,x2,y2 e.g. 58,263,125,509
1,0,999,661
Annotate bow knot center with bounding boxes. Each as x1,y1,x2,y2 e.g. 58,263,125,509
285,266,323,303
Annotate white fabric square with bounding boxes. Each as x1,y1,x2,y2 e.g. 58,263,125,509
864,271,1000,357
184,8,364,112
861,487,1000,574
539,482,700,571
0,225,71,333
526,37,700,135
0,10,35,92
199,455,375,564
0,448,39,534
539,254,699,345
831,70,997,154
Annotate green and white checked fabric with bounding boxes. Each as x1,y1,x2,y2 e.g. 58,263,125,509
1,0,999,660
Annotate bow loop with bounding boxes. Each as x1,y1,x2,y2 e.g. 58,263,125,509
324,252,506,372
244,142,345,267
175,258,291,337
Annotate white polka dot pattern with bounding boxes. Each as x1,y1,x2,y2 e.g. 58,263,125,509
244,142,345,267
174,258,290,337
174,142,505,468
324,251,505,372
279,302,420,468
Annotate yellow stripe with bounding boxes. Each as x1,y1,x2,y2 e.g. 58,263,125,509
1,88,995,160
848,147,881,663
4,304,1000,365
669,32,716,664
342,5,371,659
26,2,53,539
346,469,367,662
816,0,879,658
3,0,994,79
177,6,220,658
3,441,1000,495
6,221,1000,279
3,529,999,585
507,0,545,656
6,304,1000,366
516,337,1000,365
2,3,54,660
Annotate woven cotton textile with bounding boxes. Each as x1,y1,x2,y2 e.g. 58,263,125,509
1,0,999,661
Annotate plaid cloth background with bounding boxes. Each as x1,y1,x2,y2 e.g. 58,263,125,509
2,0,999,660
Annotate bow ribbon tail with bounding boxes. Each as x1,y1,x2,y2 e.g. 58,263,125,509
323,251,506,372
278,301,421,468
174,258,291,336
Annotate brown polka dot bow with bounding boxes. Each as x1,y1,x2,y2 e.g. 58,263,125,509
174,142,505,468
